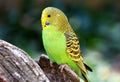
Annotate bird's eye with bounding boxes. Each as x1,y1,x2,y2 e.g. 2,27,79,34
47,14,51,17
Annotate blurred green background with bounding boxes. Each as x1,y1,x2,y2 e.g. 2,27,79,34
0,0,120,82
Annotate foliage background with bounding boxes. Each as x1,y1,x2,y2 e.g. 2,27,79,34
0,0,120,82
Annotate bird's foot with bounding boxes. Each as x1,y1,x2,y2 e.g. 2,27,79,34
50,61,55,67
59,64,69,72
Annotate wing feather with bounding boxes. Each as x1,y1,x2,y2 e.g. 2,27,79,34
64,32,87,73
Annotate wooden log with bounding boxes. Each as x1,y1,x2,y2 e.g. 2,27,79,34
0,40,49,82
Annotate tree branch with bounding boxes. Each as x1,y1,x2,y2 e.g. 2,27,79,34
0,40,49,82
38,54,80,82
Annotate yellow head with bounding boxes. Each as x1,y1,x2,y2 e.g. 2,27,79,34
41,7,70,31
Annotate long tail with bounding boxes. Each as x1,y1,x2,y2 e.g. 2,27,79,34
76,56,92,82
81,63,92,82
76,60,89,82
81,69,89,82
77,61,92,82
84,63,93,72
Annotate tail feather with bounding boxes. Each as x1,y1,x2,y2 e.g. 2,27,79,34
76,57,87,74
79,63,92,82
81,70,88,82
76,58,92,82
84,63,92,72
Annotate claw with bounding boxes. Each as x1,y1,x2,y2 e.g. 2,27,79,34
50,61,56,67
59,64,68,72
50,61,53,67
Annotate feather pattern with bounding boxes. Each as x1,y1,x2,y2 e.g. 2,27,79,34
64,32,89,81
65,32,81,61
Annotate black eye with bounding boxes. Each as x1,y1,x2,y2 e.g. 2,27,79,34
47,14,51,17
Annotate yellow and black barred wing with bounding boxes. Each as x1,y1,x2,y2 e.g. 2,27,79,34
64,32,87,73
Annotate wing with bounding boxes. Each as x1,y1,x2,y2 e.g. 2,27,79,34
64,32,87,73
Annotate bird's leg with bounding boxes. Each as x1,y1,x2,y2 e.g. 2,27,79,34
59,64,69,72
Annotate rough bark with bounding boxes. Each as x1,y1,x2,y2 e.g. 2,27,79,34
38,54,80,82
0,39,80,82
0,40,49,82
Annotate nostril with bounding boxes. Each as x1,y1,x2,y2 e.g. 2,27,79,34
45,21,50,25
